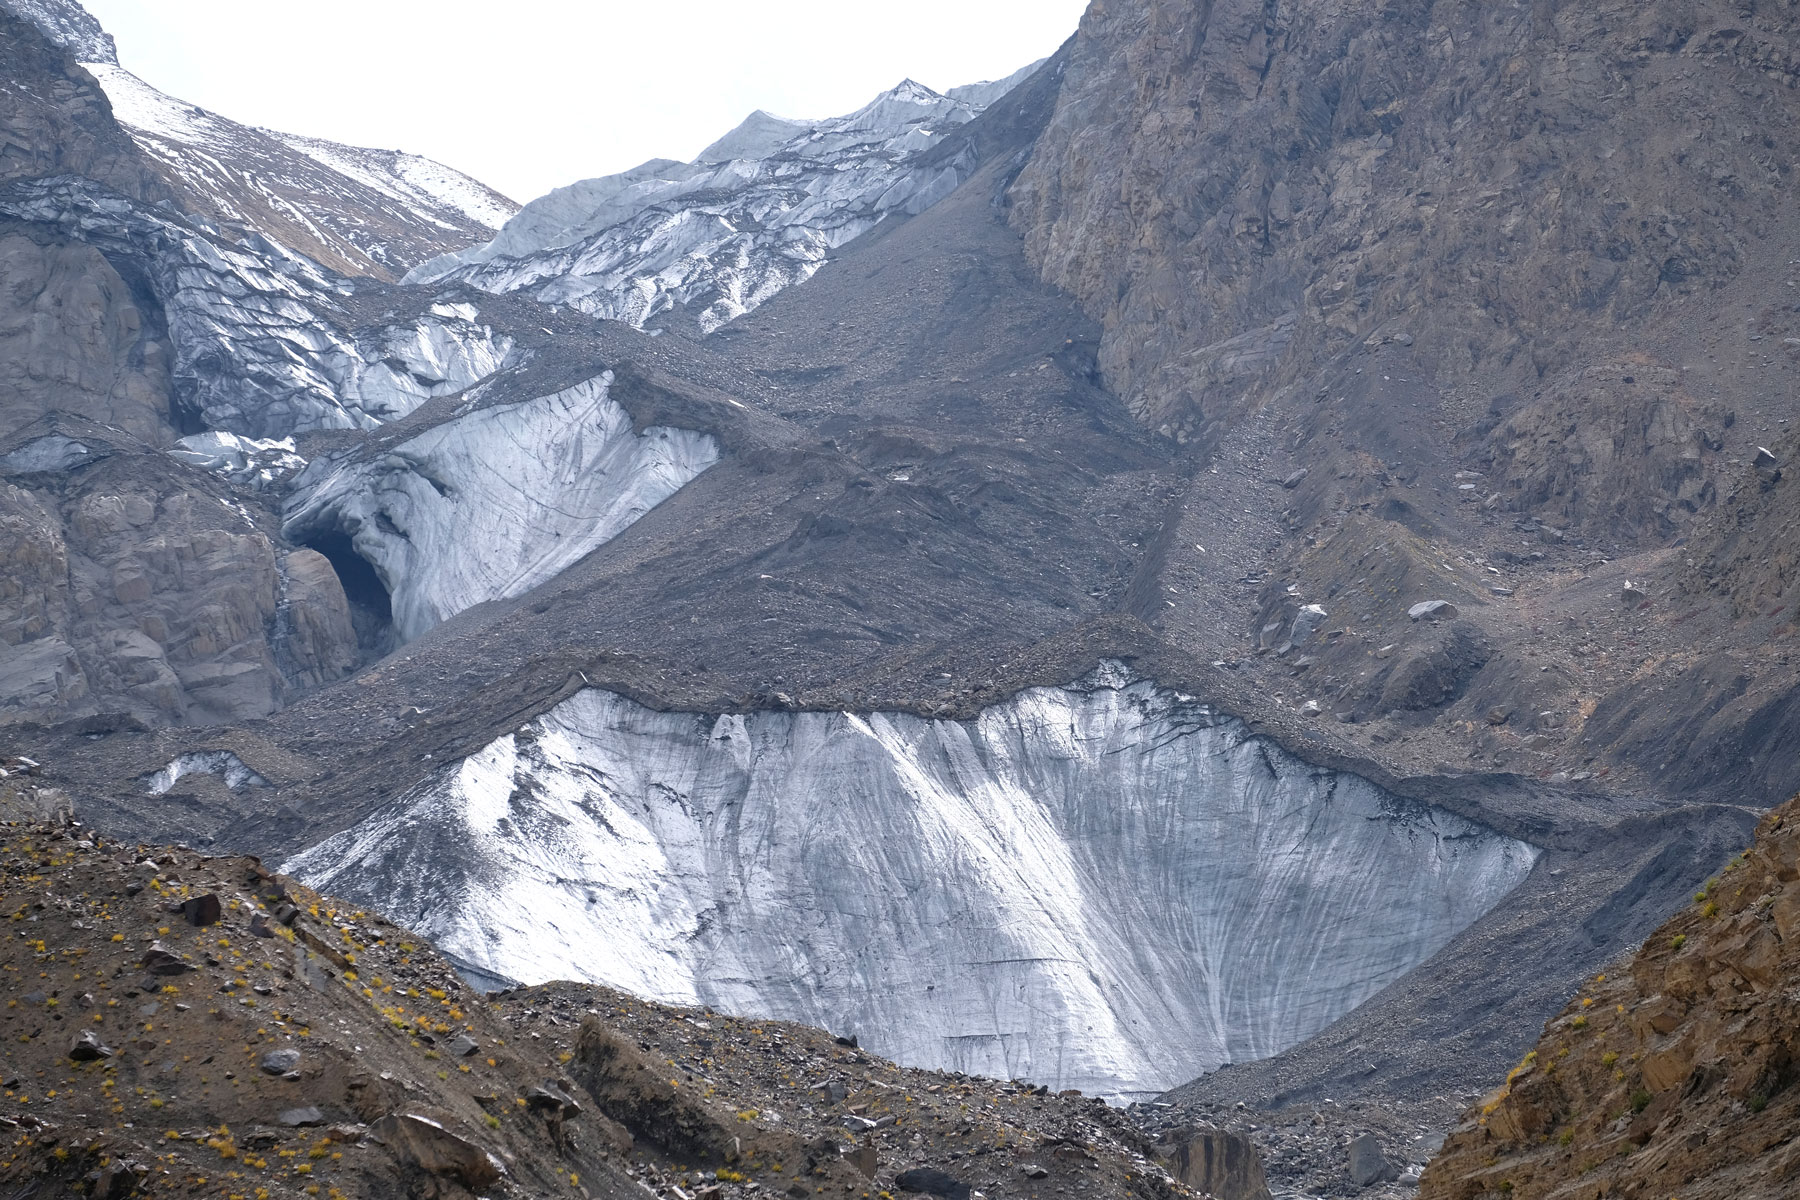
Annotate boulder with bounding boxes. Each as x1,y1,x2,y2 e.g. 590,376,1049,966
259,1048,302,1075
181,893,222,927
1158,1127,1272,1200
69,1030,114,1062
1348,1133,1397,1187
1290,604,1328,647
277,1106,327,1127
895,1168,971,1200
371,1113,503,1192
139,942,194,976
1408,600,1459,621
1282,468,1309,489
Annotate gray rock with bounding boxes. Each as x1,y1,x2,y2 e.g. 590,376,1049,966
1486,705,1514,726
1289,604,1329,648
69,1030,114,1061
1348,1133,1397,1187
278,1106,327,1127
140,943,196,976
1622,583,1648,608
1408,600,1459,621
1755,446,1780,473
447,1035,480,1058
818,1080,849,1104
1282,468,1309,489
259,1048,302,1076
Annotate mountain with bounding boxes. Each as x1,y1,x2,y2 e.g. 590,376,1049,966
0,0,517,280
80,62,518,280
4,0,1800,1184
406,72,1045,331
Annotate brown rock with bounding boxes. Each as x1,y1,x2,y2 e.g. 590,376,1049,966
1157,1127,1272,1200
370,1113,502,1192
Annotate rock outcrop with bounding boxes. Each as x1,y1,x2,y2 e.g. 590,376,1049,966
1420,794,1800,1200
0,418,357,725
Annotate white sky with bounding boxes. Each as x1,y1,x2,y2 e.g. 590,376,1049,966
77,0,1089,204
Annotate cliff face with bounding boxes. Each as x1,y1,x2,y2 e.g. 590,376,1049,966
1421,793,1800,1200
1011,0,1799,447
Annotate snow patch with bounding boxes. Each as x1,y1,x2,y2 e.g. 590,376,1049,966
142,752,269,796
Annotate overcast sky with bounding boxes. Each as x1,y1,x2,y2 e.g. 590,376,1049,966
77,0,1089,204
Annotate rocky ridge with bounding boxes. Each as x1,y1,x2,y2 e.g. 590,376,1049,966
1420,791,1800,1200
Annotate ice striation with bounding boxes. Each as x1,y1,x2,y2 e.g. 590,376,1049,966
407,71,1042,333
288,669,1540,1100
79,61,517,280
282,373,719,642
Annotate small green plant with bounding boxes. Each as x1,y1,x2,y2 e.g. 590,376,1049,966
1631,1089,1652,1114
1749,1094,1769,1114
1571,1015,1588,1030
1601,1051,1619,1068
1703,901,1720,919
1558,1129,1575,1147
1670,934,1687,951
485,1114,501,1129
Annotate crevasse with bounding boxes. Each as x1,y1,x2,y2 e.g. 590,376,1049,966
287,667,1539,1100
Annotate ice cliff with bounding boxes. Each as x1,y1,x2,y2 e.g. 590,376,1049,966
407,71,1041,332
288,668,1539,1100
282,373,719,642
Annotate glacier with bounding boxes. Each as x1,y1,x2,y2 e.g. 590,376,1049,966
406,72,1042,333
282,373,719,642
0,177,517,437
287,667,1539,1100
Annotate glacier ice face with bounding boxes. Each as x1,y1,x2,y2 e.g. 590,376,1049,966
407,72,1041,333
287,669,1539,1100
282,373,719,642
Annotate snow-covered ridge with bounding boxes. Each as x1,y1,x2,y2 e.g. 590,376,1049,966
282,373,720,642
80,62,516,279
406,66,1044,333
288,667,1539,1100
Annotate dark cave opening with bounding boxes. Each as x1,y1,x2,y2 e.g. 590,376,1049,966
305,530,397,660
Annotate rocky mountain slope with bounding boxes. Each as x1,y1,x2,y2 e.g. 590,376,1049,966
408,68,1045,331
0,781,1192,1200
0,0,517,281
1420,790,1800,1200
81,61,518,281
